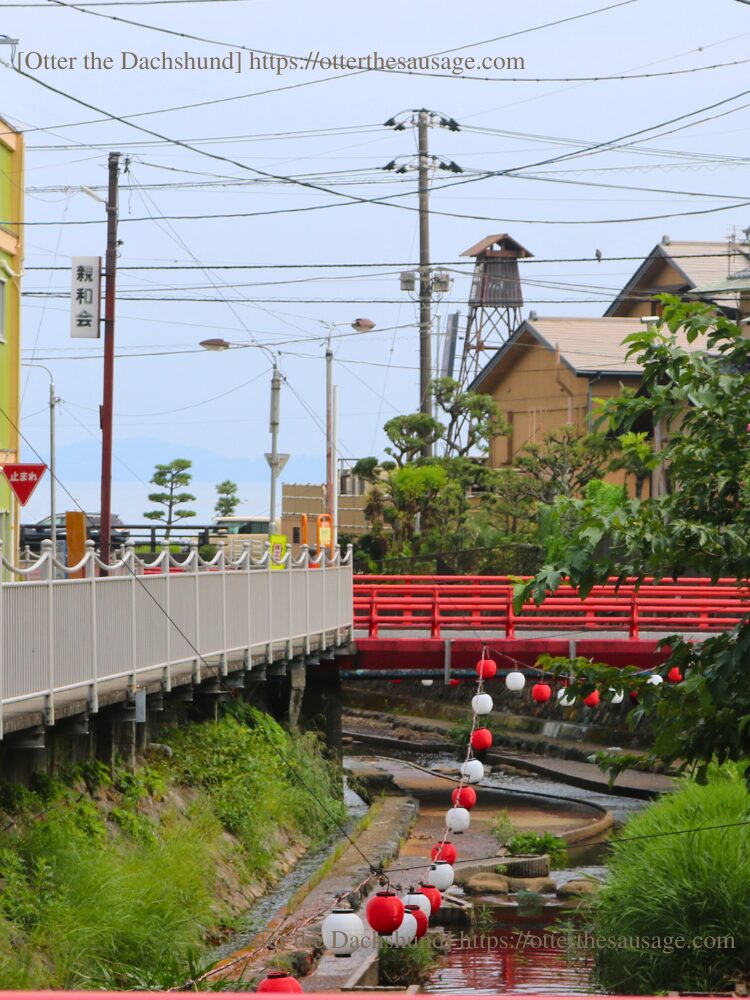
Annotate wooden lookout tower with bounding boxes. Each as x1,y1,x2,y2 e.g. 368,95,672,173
457,234,533,387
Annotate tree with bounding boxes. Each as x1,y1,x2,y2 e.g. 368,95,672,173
143,458,197,538
608,430,658,499
513,424,612,505
215,479,241,517
431,377,509,457
516,298,750,781
383,414,443,466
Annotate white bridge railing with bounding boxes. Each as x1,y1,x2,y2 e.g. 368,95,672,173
0,540,354,738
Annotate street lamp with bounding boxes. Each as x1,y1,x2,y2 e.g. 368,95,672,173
321,318,375,545
199,340,288,533
21,363,58,557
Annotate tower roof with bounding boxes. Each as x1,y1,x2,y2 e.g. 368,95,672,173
460,234,534,259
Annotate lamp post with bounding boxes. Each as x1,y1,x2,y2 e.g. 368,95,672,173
321,318,375,545
21,363,58,557
199,340,287,533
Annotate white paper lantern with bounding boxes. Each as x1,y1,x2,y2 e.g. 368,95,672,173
446,806,471,833
609,689,624,704
471,693,493,715
557,688,576,707
460,759,485,784
421,679,434,687
505,670,526,692
425,861,454,890
402,891,431,918
383,910,418,947
322,908,365,956
647,674,663,686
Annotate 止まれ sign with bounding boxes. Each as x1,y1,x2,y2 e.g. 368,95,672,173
70,256,102,338
1,464,47,505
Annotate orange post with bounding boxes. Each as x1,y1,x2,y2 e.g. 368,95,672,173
66,510,87,579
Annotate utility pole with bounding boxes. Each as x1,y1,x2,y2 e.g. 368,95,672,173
99,151,120,566
325,331,334,530
417,109,433,457
268,361,282,533
385,110,461,458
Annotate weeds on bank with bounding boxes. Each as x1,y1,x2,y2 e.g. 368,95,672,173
0,704,345,990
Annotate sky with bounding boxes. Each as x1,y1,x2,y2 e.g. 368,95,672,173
3,0,750,527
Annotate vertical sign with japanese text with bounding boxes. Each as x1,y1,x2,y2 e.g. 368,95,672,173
70,256,102,338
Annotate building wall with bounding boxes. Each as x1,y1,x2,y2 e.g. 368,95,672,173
610,258,688,319
281,482,370,544
0,119,23,562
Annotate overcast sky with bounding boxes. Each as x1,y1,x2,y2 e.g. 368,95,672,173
4,0,750,525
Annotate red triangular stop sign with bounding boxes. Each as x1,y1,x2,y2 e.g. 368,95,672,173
1,464,47,506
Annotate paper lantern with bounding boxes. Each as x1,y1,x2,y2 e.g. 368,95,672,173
505,670,526,692
449,678,461,688
532,683,551,703
402,891,431,918
470,728,492,751
383,908,417,947
390,679,402,685
421,679,434,687
425,861,454,890
667,667,683,683
431,840,457,864
472,692,493,715
461,758,484,784
452,786,477,809
446,806,470,833
583,690,600,708
257,972,303,993
366,891,404,935
609,689,624,705
322,908,365,956
647,674,663,686
407,903,428,940
475,657,497,679
418,883,442,916
557,687,576,707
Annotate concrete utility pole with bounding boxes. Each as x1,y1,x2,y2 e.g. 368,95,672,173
417,109,433,457
99,151,120,566
268,361,282,533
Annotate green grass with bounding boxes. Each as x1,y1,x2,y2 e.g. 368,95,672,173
490,809,568,867
0,704,346,989
378,937,439,986
590,771,750,993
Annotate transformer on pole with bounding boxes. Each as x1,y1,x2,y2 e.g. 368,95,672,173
456,234,533,388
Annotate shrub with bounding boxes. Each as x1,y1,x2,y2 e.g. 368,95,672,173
490,810,567,867
378,938,439,986
591,774,750,992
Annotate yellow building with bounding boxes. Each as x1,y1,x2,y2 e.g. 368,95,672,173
0,116,23,560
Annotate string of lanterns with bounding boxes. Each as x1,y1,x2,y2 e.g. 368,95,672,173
258,657,682,989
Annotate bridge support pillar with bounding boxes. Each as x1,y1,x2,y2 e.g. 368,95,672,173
287,658,307,731
301,659,342,758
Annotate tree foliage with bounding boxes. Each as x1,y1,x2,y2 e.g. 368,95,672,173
513,423,612,504
516,298,750,780
214,480,241,518
143,459,197,538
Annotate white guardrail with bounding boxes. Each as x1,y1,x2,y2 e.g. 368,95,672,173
0,539,354,738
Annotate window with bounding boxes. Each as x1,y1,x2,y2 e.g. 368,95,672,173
292,527,301,544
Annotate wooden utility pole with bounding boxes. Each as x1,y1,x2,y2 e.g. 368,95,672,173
99,151,120,566
417,109,433,457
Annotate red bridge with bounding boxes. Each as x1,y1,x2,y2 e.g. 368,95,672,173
350,575,750,677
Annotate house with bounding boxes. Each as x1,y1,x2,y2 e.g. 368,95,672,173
605,238,750,320
0,116,24,563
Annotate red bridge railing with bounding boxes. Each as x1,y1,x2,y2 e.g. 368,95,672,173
353,575,750,639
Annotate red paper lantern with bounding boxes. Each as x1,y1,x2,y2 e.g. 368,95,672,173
470,727,493,751
405,903,429,940
366,891,404,935
667,667,683,683
431,841,457,864
532,683,552,703
257,972,303,993
451,786,477,810
583,690,600,708
475,657,497,679
449,678,461,687
418,883,442,916
390,679,402,684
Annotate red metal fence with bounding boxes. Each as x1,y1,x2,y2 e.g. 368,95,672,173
354,575,750,639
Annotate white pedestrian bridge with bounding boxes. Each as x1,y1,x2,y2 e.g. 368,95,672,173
0,540,354,739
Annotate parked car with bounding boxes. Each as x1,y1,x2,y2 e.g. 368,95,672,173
20,513,129,553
